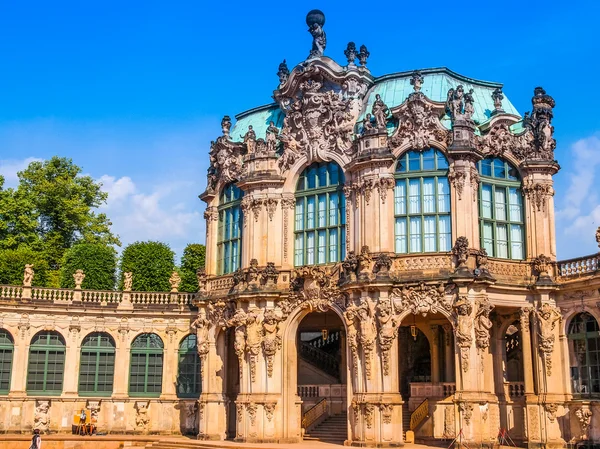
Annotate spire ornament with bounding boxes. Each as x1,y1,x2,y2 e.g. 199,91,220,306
491,88,504,115
306,10,326,59
358,45,370,66
344,42,358,65
277,60,290,86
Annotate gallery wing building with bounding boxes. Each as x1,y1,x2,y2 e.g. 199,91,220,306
1,9,600,449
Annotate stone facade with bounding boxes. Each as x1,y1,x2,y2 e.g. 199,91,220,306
2,9,600,449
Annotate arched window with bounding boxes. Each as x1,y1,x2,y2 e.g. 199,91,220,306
79,333,115,396
294,162,346,266
568,313,600,396
504,322,524,382
478,158,524,259
394,149,451,253
27,331,65,395
0,330,14,394
129,333,164,397
217,183,243,275
177,334,201,398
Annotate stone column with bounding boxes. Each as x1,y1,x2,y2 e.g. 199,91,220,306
203,205,219,276
442,324,454,382
9,330,29,396
161,333,178,399
62,332,81,395
112,334,130,399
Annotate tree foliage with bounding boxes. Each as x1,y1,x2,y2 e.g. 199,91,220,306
0,247,50,287
179,243,206,292
0,157,120,271
60,243,117,290
119,241,175,292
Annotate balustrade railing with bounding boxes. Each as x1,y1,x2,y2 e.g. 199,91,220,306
410,398,429,431
302,398,328,430
31,287,74,301
297,384,345,399
299,341,340,380
441,382,456,397
557,254,599,279
506,381,525,398
0,286,22,300
81,290,122,304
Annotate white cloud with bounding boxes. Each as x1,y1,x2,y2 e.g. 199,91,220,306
0,157,43,187
97,174,136,205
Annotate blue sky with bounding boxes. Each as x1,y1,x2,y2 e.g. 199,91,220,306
0,1,599,260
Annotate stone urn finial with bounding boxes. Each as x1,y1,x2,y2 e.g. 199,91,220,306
169,271,181,293
73,269,85,289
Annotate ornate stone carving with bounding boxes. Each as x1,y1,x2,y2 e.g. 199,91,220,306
544,403,558,423
475,249,490,275
196,268,207,295
135,401,150,431
492,88,504,114
221,115,232,138
344,42,357,65
377,299,401,375
358,245,373,277
447,165,467,200
358,45,370,66
446,85,474,121
23,264,34,287
454,296,473,372
34,400,50,433
192,309,210,375
576,407,593,440
364,403,375,429
283,266,346,315
532,254,552,279
265,198,278,221
534,303,561,376
277,60,290,86
260,262,279,288
389,91,448,152
306,10,326,59
73,269,85,289
245,310,263,382
169,271,181,293
262,308,284,377
410,71,424,92
69,316,81,340
208,136,243,191
380,404,393,424
87,400,101,421
458,402,473,426
391,282,454,317
345,304,360,376
264,402,276,422
519,307,532,332
470,165,480,202
372,94,390,130
375,177,394,204
242,126,257,155
523,179,554,212
521,87,556,161
342,251,359,281
246,402,258,426
241,197,262,224
357,298,377,380
480,123,517,158
451,237,470,271
265,121,279,153
474,296,494,369
373,253,392,276
443,406,455,438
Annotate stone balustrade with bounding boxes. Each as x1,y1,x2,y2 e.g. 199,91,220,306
557,253,599,279
505,381,525,399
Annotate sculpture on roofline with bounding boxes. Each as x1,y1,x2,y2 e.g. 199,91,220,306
358,45,370,66
243,126,257,154
266,121,279,152
277,59,290,86
306,10,327,59
372,94,389,130
344,42,358,65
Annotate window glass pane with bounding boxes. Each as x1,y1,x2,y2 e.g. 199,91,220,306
508,188,523,223
329,164,339,185
329,229,338,262
408,179,421,214
396,156,406,173
483,222,494,256
422,178,435,213
395,218,407,253
306,197,315,229
422,149,435,170
438,216,451,251
317,164,327,188
437,152,448,170
306,232,315,265
495,188,507,221
493,160,506,178
295,199,304,231
329,194,339,226
423,216,436,252
409,217,422,253
510,225,524,260
340,195,346,225
481,185,493,219
294,234,304,266
317,230,326,264
395,181,406,215
481,159,492,177
507,165,519,181
307,166,317,189
437,178,450,213
408,152,420,171
496,224,508,258
318,194,326,228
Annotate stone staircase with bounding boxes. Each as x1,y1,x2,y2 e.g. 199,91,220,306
145,441,204,449
304,412,348,444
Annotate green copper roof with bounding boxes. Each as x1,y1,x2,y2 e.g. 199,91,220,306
230,67,522,137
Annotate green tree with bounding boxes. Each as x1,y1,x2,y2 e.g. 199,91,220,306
179,243,206,292
8,157,120,269
60,243,117,290
119,241,175,292
0,247,50,286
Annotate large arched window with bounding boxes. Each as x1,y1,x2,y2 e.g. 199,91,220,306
27,331,65,395
569,313,600,396
0,330,14,394
129,333,164,397
294,162,346,266
79,333,115,396
394,148,451,253
177,334,201,398
217,183,243,275
478,157,524,260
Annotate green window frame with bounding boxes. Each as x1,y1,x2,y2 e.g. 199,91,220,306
0,330,14,394
217,183,243,275
394,148,451,253
27,331,65,395
294,162,346,266
568,313,600,397
177,334,201,398
478,157,525,260
78,332,115,397
129,333,164,397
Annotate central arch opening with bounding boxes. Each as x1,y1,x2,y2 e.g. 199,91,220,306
297,310,348,444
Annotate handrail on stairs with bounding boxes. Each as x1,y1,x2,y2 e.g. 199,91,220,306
302,398,328,430
409,398,429,431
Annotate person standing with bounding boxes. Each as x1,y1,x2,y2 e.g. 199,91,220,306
29,429,41,449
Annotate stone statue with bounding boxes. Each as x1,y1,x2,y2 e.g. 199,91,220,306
358,298,378,377
344,302,359,375
373,253,392,276
34,400,50,433
344,42,358,65
474,297,494,353
377,300,401,375
192,309,210,360
454,296,473,372
410,71,424,92
247,258,260,287
452,236,470,270
358,44,370,66
358,245,373,276
463,89,475,119
277,59,290,86
446,85,465,120
243,126,257,154
169,271,181,293
262,308,283,377
597,226,600,250
492,88,504,112
362,114,374,134
372,94,389,130
123,272,133,291
23,264,34,287
306,10,326,58
221,115,232,138
135,402,150,430
196,268,207,294
73,269,85,289
266,121,279,152
535,303,561,375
